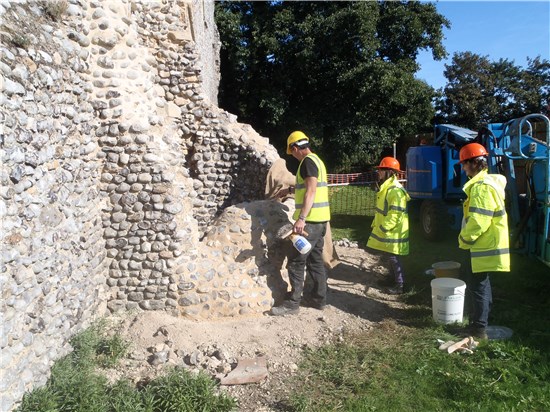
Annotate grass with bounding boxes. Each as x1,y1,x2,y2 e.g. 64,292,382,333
41,0,69,21
330,214,374,245
291,188,550,411
290,327,550,411
17,320,236,412
329,185,377,245
10,33,31,48
329,185,377,217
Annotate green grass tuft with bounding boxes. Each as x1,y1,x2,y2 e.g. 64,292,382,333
41,0,69,21
144,368,237,412
8,32,31,49
17,321,236,412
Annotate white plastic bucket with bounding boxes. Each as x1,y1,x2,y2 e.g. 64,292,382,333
431,278,466,324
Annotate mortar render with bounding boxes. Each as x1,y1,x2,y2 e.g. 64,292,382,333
0,0,280,410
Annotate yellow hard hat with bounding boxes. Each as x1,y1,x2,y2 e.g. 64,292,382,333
286,131,309,154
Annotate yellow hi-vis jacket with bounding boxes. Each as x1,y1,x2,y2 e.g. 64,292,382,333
293,153,331,222
459,169,510,273
367,175,410,255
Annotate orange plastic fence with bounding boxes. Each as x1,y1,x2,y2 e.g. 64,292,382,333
327,172,376,185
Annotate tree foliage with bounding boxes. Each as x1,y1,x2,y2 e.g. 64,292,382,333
436,52,550,129
215,1,449,171
517,57,550,115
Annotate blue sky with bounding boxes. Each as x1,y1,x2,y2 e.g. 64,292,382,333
416,0,550,90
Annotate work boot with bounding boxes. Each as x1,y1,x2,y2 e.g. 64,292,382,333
384,284,404,295
301,298,326,311
459,325,488,340
468,326,488,340
270,304,299,316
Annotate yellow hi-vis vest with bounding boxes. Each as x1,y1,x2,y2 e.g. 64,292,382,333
367,175,410,255
293,153,331,222
459,169,510,273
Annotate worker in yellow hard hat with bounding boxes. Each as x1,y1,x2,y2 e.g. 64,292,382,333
285,130,309,154
366,157,410,295
271,131,331,316
457,143,510,339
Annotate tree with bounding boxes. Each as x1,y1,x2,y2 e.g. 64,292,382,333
435,52,497,128
216,1,449,171
436,52,550,128
517,57,550,116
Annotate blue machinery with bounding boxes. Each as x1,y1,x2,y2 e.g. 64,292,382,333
406,114,550,266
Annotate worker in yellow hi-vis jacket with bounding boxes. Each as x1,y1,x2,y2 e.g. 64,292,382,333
458,143,510,340
271,131,331,316
367,157,410,295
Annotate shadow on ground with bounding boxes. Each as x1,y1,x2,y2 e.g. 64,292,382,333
324,255,413,325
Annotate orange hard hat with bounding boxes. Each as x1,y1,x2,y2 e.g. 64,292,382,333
376,157,401,171
459,143,488,163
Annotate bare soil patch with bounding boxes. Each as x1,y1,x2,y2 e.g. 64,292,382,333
107,245,412,411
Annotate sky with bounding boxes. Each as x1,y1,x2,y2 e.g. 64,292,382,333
415,0,550,90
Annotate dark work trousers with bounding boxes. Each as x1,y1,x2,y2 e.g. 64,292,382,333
285,222,327,309
460,250,493,328
365,247,405,286
388,254,405,286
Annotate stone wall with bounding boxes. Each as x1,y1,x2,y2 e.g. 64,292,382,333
187,0,220,104
1,2,110,410
0,0,281,410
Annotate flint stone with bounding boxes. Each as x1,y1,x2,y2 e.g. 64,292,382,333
219,357,268,385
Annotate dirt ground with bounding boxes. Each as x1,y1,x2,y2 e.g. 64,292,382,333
107,245,412,411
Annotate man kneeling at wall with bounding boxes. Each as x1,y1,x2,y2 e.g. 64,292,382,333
271,131,331,316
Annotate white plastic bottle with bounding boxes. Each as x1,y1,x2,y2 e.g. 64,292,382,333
289,233,312,254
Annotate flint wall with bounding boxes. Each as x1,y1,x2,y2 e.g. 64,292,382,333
0,1,280,409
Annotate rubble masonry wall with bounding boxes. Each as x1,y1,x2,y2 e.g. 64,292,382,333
0,1,282,409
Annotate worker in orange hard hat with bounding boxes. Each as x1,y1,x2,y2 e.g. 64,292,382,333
376,156,401,171
459,143,488,163
366,156,410,294
457,143,509,340
271,131,331,316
